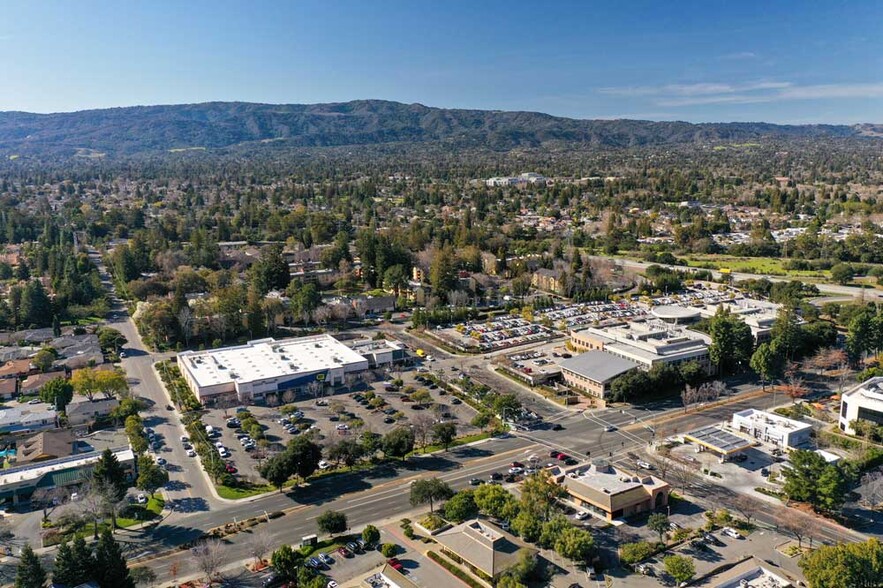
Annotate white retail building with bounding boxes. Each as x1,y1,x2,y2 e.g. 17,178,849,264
731,408,812,449
178,334,370,403
839,377,883,435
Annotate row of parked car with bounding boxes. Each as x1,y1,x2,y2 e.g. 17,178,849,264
261,537,375,587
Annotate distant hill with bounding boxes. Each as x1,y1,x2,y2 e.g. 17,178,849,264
0,100,872,158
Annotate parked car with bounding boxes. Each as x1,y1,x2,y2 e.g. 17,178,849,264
318,460,331,470
346,541,361,553
552,423,564,431
336,546,352,558
489,472,503,480
722,527,742,539
225,464,237,474
636,460,654,470
604,425,616,432
180,435,189,443
508,467,524,475
387,557,404,571
574,510,589,520
469,478,484,486
186,449,197,457
317,552,333,565
136,493,147,504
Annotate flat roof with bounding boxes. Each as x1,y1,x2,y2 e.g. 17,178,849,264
560,461,669,497
651,305,701,320
733,409,812,432
178,334,368,389
560,351,639,383
0,446,134,487
684,425,753,455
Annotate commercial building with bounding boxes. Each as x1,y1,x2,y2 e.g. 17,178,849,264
434,519,537,585
732,409,812,449
345,339,407,368
570,319,713,375
709,557,794,587
683,425,753,460
696,299,781,343
178,334,370,403
361,564,420,588
559,350,639,399
0,446,135,505
550,461,670,520
839,377,883,434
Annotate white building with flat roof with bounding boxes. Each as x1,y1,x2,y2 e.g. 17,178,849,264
570,319,713,374
178,334,369,403
839,377,883,435
732,408,812,449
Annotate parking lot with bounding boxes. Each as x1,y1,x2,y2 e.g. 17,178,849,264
668,440,791,497
436,316,557,352
198,365,481,484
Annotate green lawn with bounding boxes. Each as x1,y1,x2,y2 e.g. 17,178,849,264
217,483,275,500
407,432,490,457
682,255,829,278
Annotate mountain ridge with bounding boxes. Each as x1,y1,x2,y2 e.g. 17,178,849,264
0,99,876,158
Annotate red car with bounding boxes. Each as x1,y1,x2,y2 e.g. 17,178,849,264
337,546,353,558
511,461,525,468
556,454,569,461
387,557,404,571
225,463,238,474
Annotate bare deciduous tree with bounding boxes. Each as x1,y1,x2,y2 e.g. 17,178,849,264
730,495,757,526
776,512,814,549
248,528,274,567
193,538,225,581
411,413,435,452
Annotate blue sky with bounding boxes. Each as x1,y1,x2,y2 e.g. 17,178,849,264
2,1,882,123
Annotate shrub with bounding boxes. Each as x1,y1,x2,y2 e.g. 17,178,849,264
620,541,655,565
380,543,398,558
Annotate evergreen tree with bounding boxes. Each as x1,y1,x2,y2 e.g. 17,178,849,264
93,448,128,501
53,538,95,587
15,544,46,588
94,530,135,588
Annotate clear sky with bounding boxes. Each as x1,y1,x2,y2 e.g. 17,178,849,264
3,1,882,123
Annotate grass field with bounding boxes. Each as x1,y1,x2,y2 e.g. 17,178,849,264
682,255,829,279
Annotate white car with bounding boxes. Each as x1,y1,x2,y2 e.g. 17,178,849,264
574,511,589,521
336,424,349,431
327,581,338,588
636,460,654,470
508,467,524,475
722,527,741,539
318,460,331,470
136,493,147,504
215,441,225,449
119,351,127,358
186,449,197,457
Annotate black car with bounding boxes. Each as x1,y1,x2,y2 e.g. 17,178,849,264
346,541,362,553
451,398,462,405
489,472,503,480
552,423,564,431
261,573,286,588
